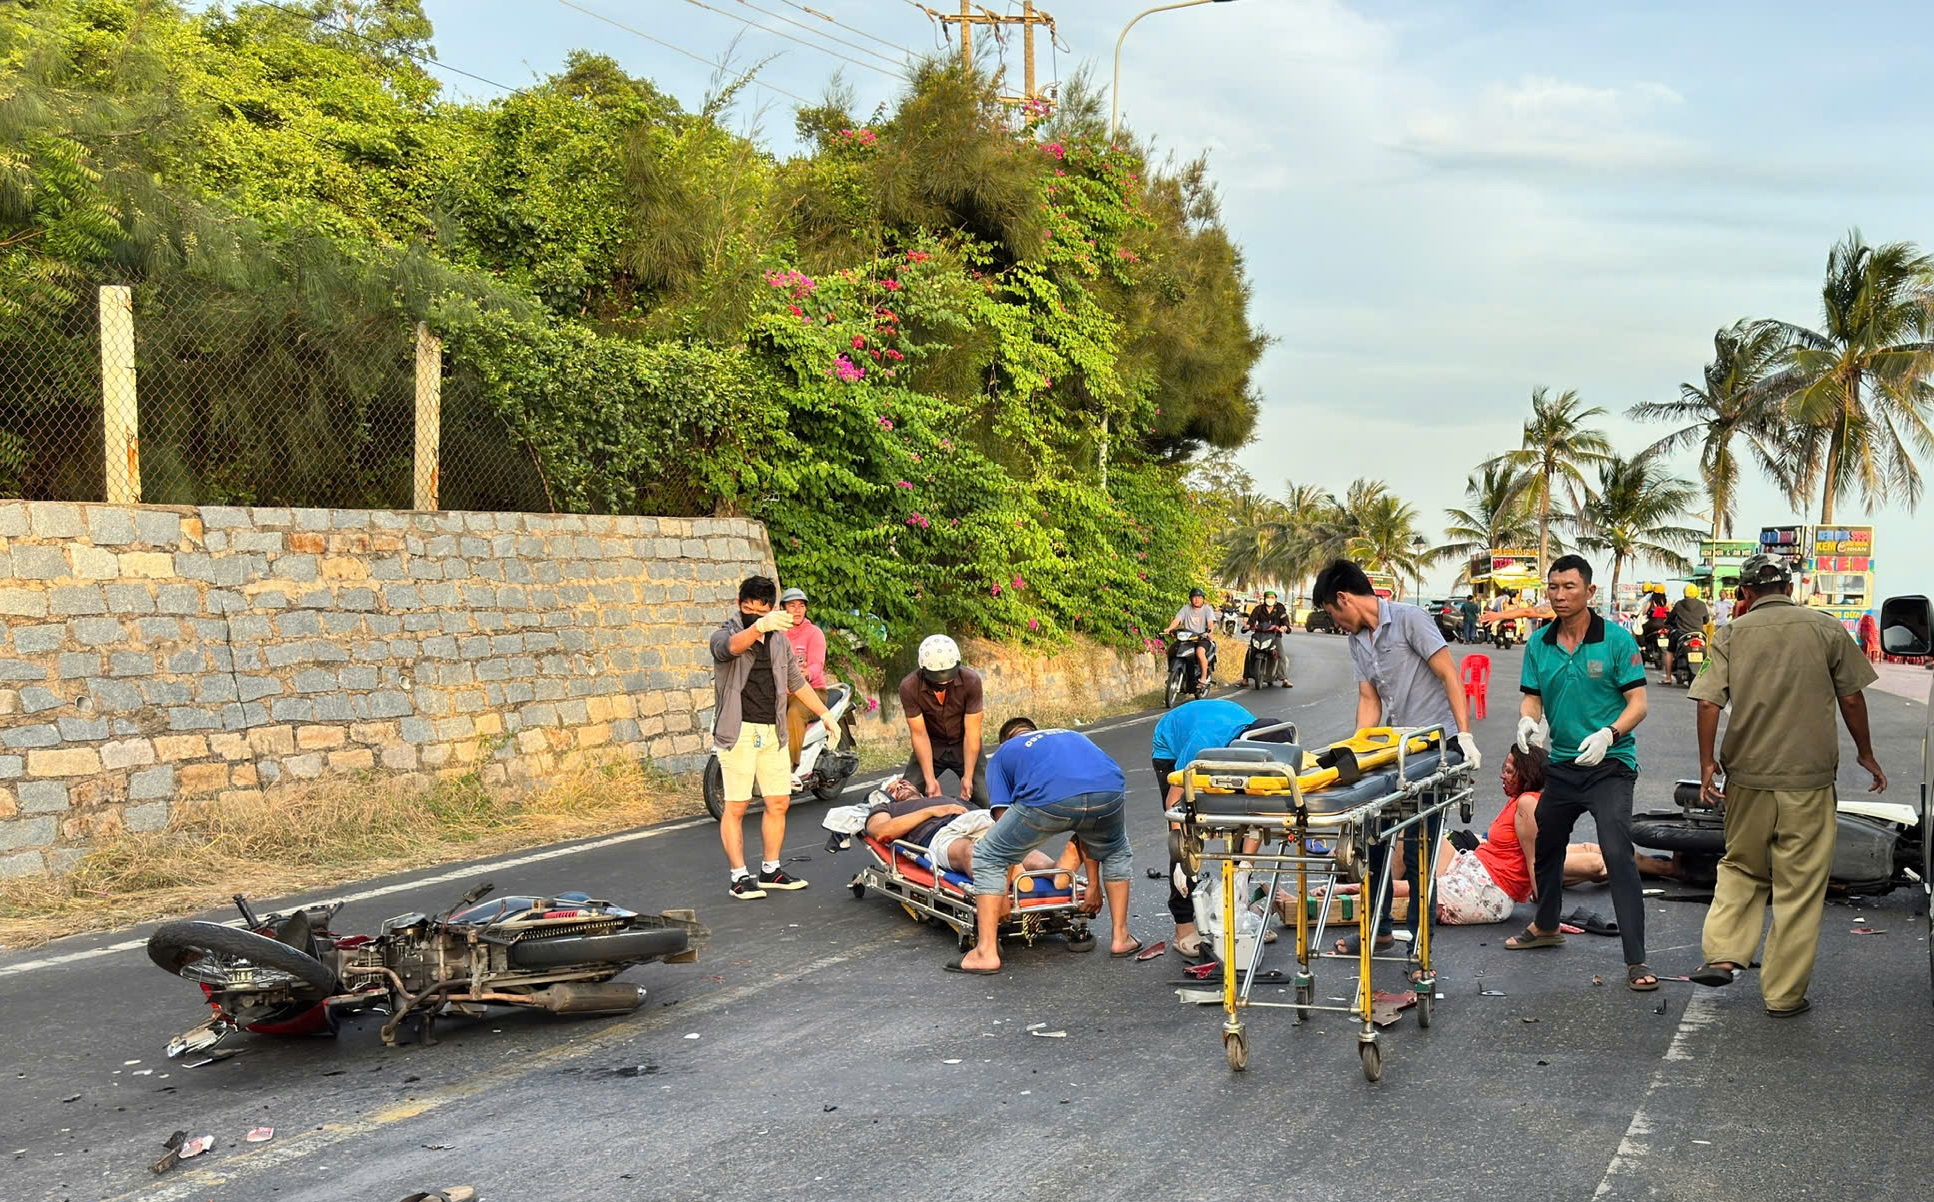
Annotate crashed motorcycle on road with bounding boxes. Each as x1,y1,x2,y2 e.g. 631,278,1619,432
148,884,707,1056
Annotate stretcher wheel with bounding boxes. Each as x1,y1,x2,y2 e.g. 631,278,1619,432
1065,931,1096,953
956,930,973,953
1294,981,1314,1021
1359,1039,1382,1082
1223,1027,1249,1072
850,882,866,900
1459,798,1474,824
1416,989,1433,1029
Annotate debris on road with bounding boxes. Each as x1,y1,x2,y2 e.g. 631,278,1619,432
1591,976,1604,987
683,1033,701,1040
613,1065,659,1078
183,1049,243,1069
1520,1017,1540,1024
1370,990,1416,1027
178,1134,213,1160
1134,940,1167,961
822,1105,838,1113
941,1059,962,1065
149,1130,189,1175
1480,989,1507,997
1029,1030,1068,1039
246,1127,273,1143
1145,868,1164,880
1852,927,1886,935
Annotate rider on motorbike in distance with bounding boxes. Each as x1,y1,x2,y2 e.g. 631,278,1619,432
1165,588,1218,691
1660,583,1710,685
1243,589,1290,685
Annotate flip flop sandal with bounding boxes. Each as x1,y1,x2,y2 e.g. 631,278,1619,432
1333,933,1398,955
1627,964,1659,992
944,956,1001,975
1111,938,1147,959
1690,962,1742,987
1562,908,1620,936
1505,926,1566,950
1767,998,1811,1017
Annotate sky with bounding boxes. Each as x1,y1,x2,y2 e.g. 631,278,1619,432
415,0,1934,605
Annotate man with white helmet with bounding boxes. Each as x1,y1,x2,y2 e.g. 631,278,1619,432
898,634,988,803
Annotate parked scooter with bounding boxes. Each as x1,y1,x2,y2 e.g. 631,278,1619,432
1493,619,1518,652
703,682,859,819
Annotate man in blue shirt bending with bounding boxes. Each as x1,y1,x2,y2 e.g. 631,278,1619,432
1151,698,1261,957
949,718,1137,973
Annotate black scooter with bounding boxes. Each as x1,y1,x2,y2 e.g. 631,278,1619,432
1244,624,1287,689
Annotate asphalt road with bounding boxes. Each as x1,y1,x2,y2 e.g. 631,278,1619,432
4,630,1930,1202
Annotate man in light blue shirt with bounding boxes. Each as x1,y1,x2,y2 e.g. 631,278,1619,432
1151,698,1261,956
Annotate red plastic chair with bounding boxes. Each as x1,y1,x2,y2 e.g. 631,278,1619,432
1459,654,1491,720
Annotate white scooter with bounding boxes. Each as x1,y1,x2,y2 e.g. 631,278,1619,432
702,682,860,819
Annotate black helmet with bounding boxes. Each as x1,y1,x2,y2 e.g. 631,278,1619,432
1190,587,1206,600
1737,552,1792,588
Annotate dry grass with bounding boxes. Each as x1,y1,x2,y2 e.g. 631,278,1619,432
0,762,701,950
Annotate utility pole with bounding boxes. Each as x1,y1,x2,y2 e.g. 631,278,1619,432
939,2,1056,105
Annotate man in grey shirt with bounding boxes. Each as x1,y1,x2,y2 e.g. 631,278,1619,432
1164,587,1218,696
1312,559,1479,952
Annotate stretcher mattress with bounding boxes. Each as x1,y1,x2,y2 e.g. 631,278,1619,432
865,837,1077,907
1188,748,1464,818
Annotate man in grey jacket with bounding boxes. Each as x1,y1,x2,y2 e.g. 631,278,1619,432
711,575,839,899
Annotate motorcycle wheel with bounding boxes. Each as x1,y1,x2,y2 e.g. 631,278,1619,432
703,756,725,821
813,777,847,804
147,921,336,995
1630,817,1726,855
509,927,690,970
1164,665,1185,709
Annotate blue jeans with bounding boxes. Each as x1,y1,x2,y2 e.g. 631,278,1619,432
971,791,1133,896
1462,615,1477,642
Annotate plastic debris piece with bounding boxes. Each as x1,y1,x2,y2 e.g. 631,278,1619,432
1642,888,1663,896
1183,961,1219,980
1029,1030,1067,1038
942,1059,962,1065
1591,976,1605,987
1654,998,1669,1015
59,1094,80,1104
246,1127,273,1143
423,1144,455,1151
822,1105,838,1113
1026,1022,1047,1031
1520,1017,1539,1024
1145,868,1164,880
1175,988,1221,1005
177,1135,213,1160
1692,1140,1712,1146
1480,989,1508,997
123,1059,141,1066
132,1069,153,1076
683,1033,701,1040
1134,940,1167,962
1852,927,1885,935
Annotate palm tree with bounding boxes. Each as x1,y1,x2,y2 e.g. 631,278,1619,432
1763,230,1934,523
1340,482,1428,598
1430,463,1541,585
1489,387,1612,572
1574,451,1703,607
1630,319,1798,539
1214,491,1286,591
1255,481,1335,599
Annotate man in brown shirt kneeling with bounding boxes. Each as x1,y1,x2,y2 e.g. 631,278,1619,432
1686,553,1887,1016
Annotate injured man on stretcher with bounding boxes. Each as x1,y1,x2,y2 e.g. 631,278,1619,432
865,776,1097,910
1275,744,1676,928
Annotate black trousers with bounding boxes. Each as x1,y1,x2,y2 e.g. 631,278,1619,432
900,742,988,801
1533,760,1646,965
1151,758,1194,925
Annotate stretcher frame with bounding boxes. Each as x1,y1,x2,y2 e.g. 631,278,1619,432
1166,723,1475,1080
844,834,1096,954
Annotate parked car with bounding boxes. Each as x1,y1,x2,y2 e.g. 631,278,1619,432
1875,594,1932,999
1304,606,1337,634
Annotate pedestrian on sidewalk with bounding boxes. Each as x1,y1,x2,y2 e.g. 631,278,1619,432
948,719,1137,973
709,575,839,900
1312,558,1481,956
1506,554,1656,991
1685,553,1887,1016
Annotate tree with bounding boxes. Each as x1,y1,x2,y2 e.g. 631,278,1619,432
1429,463,1539,585
1630,319,1797,539
1256,481,1336,600
1489,387,1611,572
1213,491,1286,591
1337,479,1427,599
1765,229,1934,523
1574,451,1702,608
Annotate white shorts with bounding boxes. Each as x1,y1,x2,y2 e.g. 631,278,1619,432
926,809,996,874
718,724,791,801
1435,850,1515,925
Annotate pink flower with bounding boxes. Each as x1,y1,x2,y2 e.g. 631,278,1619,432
851,334,866,349
1028,618,1040,631
832,355,865,383
865,696,879,713
884,348,904,362
991,584,1003,597
880,279,903,291
878,416,895,430
905,512,930,529
907,250,930,263
895,480,914,489
1011,575,1026,591
1042,142,1065,160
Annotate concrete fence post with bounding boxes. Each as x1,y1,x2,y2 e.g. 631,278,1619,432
98,285,141,504
414,320,441,511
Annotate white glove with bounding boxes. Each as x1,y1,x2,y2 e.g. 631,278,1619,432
1514,715,1548,753
1455,731,1481,772
753,610,795,634
1574,726,1617,767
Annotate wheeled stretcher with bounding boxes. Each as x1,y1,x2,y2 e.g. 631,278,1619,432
825,812,1097,954
1166,723,1475,1080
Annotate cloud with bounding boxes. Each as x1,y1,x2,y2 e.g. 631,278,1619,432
1392,73,1690,173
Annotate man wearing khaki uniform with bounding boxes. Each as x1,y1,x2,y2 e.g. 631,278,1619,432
1686,553,1888,1016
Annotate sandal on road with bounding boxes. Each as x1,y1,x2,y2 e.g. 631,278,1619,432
1505,926,1566,950
1627,964,1659,992
1333,933,1398,955
1690,961,1743,987
944,956,1001,976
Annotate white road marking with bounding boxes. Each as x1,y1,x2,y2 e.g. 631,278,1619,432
1592,989,1723,1197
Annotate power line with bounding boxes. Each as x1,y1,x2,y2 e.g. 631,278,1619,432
726,0,913,69
554,0,813,104
251,0,520,93
767,0,920,58
669,0,904,78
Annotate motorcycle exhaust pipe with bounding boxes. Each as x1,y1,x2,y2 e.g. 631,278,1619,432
525,983,648,1014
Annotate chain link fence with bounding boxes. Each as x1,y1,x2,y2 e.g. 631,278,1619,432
0,277,686,516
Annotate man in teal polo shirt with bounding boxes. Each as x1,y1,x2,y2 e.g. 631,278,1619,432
1506,554,1656,991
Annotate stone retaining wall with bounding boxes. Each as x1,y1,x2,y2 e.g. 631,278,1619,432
0,501,772,877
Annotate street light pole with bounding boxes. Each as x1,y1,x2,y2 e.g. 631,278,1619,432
1108,0,1238,141
1100,0,1237,489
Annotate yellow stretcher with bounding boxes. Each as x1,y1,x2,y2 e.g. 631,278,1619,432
1165,722,1475,1081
